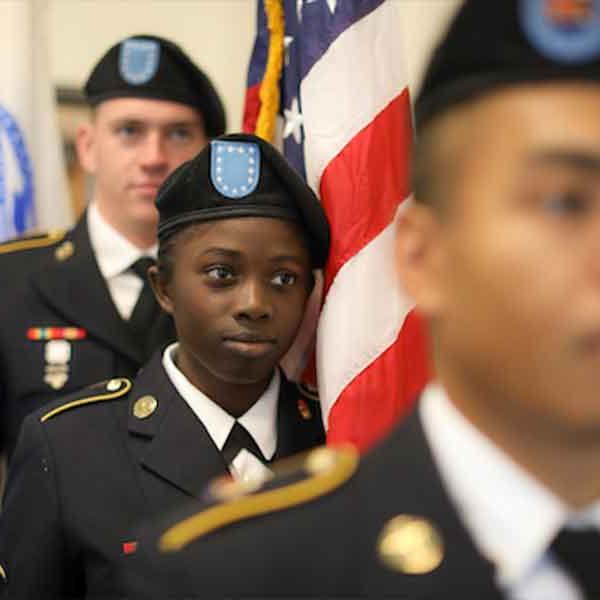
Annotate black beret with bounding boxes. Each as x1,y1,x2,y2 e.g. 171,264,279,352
416,0,600,129
155,133,330,268
84,35,226,137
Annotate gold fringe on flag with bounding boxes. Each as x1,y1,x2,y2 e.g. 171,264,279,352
255,0,284,142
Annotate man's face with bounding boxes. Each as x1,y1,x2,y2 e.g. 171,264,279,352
405,84,600,441
153,217,313,392
77,97,207,240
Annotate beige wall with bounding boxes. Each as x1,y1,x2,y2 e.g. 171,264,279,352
49,0,461,131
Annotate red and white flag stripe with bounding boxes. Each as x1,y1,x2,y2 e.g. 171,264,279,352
301,1,430,450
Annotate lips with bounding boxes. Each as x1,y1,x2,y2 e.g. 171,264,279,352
132,182,162,195
224,332,276,344
222,332,276,357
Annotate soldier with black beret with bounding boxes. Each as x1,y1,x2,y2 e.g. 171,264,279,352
0,133,327,598
0,35,225,461
121,2,600,598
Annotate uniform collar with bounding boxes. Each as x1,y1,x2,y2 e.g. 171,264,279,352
419,383,600,590
162,343,279,460
87,202,157,279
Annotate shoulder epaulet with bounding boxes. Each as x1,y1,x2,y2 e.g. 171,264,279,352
0,230,66,255
40,377,132,423
158,444,359,553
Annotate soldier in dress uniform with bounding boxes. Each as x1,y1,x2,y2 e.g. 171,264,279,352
0,133,328,599
0,34,225,460
120,2,600,599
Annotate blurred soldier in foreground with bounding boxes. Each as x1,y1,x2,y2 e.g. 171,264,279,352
0,34,225,460
122,1,600,598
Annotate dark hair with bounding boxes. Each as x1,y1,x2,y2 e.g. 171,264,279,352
411,130,436,208
156,226,191,284
411,102,474,215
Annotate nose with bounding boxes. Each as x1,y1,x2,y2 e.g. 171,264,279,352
139,131,168,171
234,278,273,322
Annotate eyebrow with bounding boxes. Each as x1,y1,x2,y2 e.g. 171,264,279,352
528,149,600,173
268,254,307,265
163,121,202,128
200,248,241,258
199,248,306,264
108,117,201,128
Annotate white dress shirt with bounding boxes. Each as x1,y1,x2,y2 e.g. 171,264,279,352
419,383,600,600
87,203,157,320
162,343,278,483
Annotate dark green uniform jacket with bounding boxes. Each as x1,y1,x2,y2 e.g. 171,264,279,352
122,410,503,600
0,215,175,458
0,352,324,599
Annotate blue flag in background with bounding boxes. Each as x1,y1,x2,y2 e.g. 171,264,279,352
0,105,35,238
0,0,71,242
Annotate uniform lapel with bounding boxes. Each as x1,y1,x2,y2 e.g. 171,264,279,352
127,355,228,500
31,215,143,364
363,412,503,599
273,373,325,461
144,312,176,360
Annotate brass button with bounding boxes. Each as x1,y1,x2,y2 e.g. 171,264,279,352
106,379,122,392
133,395,158,419
54,240,74,262
305,447,337,475
377,515,444,574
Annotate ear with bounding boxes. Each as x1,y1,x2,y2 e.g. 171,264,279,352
148,265,175,315
75,122,97,174
395,203,446,318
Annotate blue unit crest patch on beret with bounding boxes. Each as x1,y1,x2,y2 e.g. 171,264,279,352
520,0,600,63
119,39,160,85
210,141,260,199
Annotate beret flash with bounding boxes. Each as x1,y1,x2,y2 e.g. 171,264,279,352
84,34,226,138
416,0,600,129
155,133,330,269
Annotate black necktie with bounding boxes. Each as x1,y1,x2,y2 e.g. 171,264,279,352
222,422,266,467
551,527,600,599
128,257,158,349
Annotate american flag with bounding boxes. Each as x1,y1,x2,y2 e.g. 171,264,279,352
244,0,430,451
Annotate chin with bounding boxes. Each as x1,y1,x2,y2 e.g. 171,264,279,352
217,363,276,386
131,208,159,228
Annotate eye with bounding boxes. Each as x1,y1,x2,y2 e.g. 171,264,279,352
271,271,297,287
115,122,141,139
205,266,235,282
168,126,193,142
541,190,591,217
